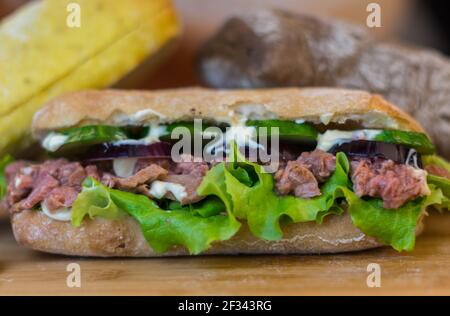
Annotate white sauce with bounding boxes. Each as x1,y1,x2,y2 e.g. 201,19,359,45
145,124,168,143
113,158,138,178
131,109,166,121
410,167,431,196
317,129,382,151
113,109,166,125
14,176,22,188
41,202,72,222
22,167,33,175
112,124,167,146
231,103,278,123
149,181,187,202
319,113,334,125
225,126,261,149
42,133,69,152
335,112,400,129
205,125,263,155
405,148,420,169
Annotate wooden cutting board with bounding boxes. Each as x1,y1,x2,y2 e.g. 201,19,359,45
0,211,449,295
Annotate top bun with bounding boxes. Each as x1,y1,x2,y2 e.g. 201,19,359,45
32,87,425,139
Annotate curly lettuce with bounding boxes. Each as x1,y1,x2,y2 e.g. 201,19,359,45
72,177,240,255
422,155,450,211
203,148,448,251
212,148,351,240
341,189,436,251
0,155,13,200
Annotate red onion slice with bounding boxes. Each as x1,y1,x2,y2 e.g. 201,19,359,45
81,142,172,161
329,140,423,167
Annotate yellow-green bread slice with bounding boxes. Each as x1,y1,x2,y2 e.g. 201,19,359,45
0,0,181,155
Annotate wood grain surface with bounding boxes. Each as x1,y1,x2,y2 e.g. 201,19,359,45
0,210,449,296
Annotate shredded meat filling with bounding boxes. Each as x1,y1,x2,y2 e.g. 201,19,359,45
6,156,211,214
5,148,433,214
6,160,97,213
103,164,168,190
274,150,336,198
139,156,210,205
351,158,430,209
274,161,320,198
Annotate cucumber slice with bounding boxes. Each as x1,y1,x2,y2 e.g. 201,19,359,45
159,121,222,142
373,130,435,154
61,125,128,144
246,120,318,143
47,125,128,154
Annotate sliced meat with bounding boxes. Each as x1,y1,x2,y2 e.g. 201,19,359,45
174,157,209,177
5,161,30,182
136,155,210,205
6,159,104,213
274,160,321,198
44,186,79,211
18,173,59,211
170,155,209,204
58,162,86,187
425,165,450,180
5,162,36,205
85,165,101,181
7,180,31,206
135,158,173,172
297,149,336,182
13,174,34,191
6,156,211,214
278,148,299,169
351,158,430,209
108,164,168,190
160,174,205,205
39,159,67,177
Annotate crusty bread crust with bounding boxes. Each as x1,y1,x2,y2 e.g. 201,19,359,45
11,210,387,257
32,88,425,138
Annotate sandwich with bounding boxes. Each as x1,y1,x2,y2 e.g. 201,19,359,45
4,88,450,256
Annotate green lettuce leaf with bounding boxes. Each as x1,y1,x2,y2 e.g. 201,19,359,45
423,155,450,209
343,185,447,251
208,145,444,252
72,177,240,255
211,145,350,240
163,197,226,218
427,175,450,199
423,155,450,173
0,155,14,200
197,163,235,213
72,177,125,226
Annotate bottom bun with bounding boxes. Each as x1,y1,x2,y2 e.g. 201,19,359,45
9,210,404,257
0,204,8,221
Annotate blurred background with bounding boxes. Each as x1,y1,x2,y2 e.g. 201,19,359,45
1,0,449,88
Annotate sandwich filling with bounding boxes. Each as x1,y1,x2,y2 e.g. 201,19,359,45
2,120,450,254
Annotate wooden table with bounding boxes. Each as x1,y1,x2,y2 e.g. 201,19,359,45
1,211,449,296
